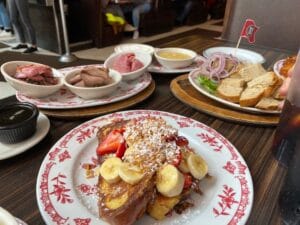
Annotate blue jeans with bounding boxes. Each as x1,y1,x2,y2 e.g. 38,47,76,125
0,2,11,29
123,3,151,28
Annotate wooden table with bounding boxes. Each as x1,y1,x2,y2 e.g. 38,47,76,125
0,29,295,225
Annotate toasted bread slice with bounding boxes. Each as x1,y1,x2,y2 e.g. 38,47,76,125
247,72,278,88
239,64,266,82
247,72,279,97
217,85,244,103
98,174,156,225
255,97,281,110
216,78,245,103
219,77,246,87
240,86,265,107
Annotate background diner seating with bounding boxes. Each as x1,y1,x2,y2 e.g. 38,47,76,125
221,0,300,51
84,0,123,48
184,0,208,26
138,0,176,36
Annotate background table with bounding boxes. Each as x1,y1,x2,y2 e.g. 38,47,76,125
0,29,295,225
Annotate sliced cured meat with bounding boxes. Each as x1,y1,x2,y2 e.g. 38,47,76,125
69,66,112,87
112,53,144,73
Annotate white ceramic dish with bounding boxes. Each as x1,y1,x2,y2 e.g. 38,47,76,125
148,55,204,74
154,48,197,69
203,47,265,64
0,208,27,225
63,68,122,100
36,110,253,225
16,65,152,109
0,61,63,98
188,70,281,114
114,43,155,55
104,51,152,81
0,113,50,160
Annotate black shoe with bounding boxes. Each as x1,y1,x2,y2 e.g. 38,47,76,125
12,44,28,49
23,47,38,54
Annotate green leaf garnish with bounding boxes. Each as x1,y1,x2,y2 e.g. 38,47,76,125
197,76,218,94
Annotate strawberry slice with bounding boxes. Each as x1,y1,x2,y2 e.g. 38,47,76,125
183,174,193,189
115,140,126,158
171,151,182,167
96,130,126,156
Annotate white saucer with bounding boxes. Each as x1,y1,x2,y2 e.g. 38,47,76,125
0,113,50,160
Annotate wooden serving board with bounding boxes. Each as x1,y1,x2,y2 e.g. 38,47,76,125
170,75,280,126
40,80,155,119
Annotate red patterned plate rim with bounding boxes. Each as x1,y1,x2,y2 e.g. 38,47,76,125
36,110,253,225
16,65,152,109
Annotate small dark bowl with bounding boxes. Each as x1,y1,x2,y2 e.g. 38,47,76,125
0,102,39,144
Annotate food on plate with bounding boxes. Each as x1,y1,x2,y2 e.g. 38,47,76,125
112,53,144,73
240,72,282,107
195,59,283,110
195,52,239,82
239,63,266,82
14,64,58,85
255,97,281,110
95,117,209,225
68,66,112,87
216,78,245,103
279,55,296,77
157,51,191,60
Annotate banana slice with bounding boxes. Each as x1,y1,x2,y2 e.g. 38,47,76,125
156,164,184,197
119,163,144,185
187,153,208,180
99,157,122,184
178,151,190,173
0,207,18,225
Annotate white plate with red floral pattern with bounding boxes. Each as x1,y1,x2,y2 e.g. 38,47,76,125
16,65,152,109
36,110,253,225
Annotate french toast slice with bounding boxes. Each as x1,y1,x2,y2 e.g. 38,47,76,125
98,174,156,225
97,119,157,225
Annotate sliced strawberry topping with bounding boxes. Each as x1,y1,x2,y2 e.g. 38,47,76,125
175,136,189,146
171,151,182,167
183,174,193,189
96,129,126,156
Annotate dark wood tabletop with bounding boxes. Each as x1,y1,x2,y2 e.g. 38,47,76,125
0,28,295,225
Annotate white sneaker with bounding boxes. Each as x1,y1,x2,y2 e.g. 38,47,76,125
124,23,137,32
133,30,139,39
0,30,13,39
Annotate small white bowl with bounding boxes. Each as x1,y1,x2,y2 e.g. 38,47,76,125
1,61,63,98
63,68,121,99
114,43,155,56
0,207,18,225
104,51,152,81
154,48,197,69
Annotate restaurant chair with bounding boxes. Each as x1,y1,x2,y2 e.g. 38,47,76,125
221,0,300,52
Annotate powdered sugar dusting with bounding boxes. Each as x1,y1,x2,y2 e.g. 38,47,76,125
122,117,180,173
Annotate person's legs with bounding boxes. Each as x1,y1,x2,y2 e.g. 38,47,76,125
0,2,12,31
132,3,151,39
15,0,37,47
131,3,151,29
7,0,26,45
177,0,193,24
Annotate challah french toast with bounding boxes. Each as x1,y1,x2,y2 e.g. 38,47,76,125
96,117,208,225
